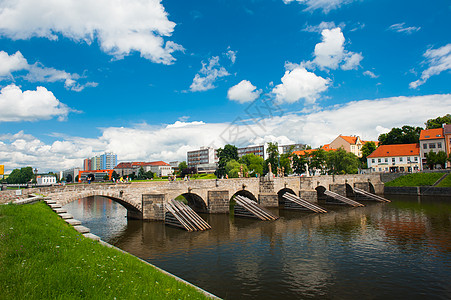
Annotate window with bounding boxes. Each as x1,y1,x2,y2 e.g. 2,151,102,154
378,158,381,163
400,157,403,162
438,142,442,148
385,158,388,162
423,144,427,149
414,157,418,161
372,159,375,163
429,143,436,149
392,158,395,162
407,157,411,162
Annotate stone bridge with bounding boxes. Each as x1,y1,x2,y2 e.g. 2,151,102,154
2,174,383,220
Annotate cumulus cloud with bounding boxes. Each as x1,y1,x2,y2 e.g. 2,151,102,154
309,27,362,70
227,80,262,103
3,94,451,173
190,56,230,92
410,44,451,89
0,84,72,122
271,66,329,104
303,21,344,33
0,0,183,64
0,50,97,91
388,23,421,34
283,0,358,13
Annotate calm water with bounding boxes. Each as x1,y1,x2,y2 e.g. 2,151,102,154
64,195,451,299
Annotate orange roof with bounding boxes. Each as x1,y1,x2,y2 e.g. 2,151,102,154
367,143,419,158
339,135,358,144
321,144,334,150
420,128,444,140
148,161,171,166
293,147,336,157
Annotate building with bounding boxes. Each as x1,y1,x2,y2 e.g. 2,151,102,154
367,143,421,173
60,167,81,183
114,161,173,177
444,124,451,168
329,135,378,158
419,128,445,169
36,175,57,185
100,152,117,170
281,143,306,154
83,159,91,171
187,147,218,166
237,145,265,158
78,169,113,182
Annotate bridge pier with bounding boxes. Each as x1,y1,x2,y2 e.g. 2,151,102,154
298,190,317,203
208,191,229,213
142,193,165,221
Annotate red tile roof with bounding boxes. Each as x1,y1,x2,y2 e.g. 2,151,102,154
339,135,358,144
419,128,444,140
367,143,420,158
293,147,336,157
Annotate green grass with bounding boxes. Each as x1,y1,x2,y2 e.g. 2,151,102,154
385,173,444,187
0,202,212,299
436,174,451,187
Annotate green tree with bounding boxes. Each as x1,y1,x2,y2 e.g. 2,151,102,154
279,153,293,175
436,151,447,169
264,142,279,174
144,170,154,179
378,126,422,145
425,150,437,170
178,161,188,175
215,144,238,178
6,167,34,184
326,149,359,174
360,141,377,168
425,114,451,129
292,153,308,175
225,159,248,178
309,149,328,175
239,154,264,176
111,171,120,180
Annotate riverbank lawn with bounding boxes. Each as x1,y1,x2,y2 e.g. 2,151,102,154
0,202,212,299
436,174,451,187
385,173,444,187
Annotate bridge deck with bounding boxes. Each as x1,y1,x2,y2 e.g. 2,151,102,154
283,193,327,213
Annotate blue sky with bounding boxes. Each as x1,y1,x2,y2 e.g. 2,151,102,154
0,0,450,173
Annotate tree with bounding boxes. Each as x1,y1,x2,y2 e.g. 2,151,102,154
103,174,110,181
111,171,120,180
436,151,447,169
137,166,145,180
181,167,197,177
239,154,264,176
425,150,437,170
66,174,73,183
6,167,34,184
326,149,359,174
215,144,238,178
279,153,293,175
378,126,422,145
360,141,377,168
264,142,279,174
292,153,308,175
225,159,249,178
425,114,451,129
309,149,328,175
178,161,188,175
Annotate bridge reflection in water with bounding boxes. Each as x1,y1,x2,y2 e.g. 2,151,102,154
64,195,451,300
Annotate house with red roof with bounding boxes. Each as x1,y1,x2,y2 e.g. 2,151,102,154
367,143,421,173
419,128,446,169
114,161,173,177
329,135,378,157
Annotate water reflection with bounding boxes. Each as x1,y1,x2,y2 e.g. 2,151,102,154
64,195,451,299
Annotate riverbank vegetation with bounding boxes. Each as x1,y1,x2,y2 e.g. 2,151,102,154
385,173,444,187
0,202,212,299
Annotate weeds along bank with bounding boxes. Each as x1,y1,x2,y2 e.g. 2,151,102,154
0,202,214,299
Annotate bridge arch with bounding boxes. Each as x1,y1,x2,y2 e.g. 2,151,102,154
231,189,258,202
315,186,327,202
179,192,208,213
277,188,296,206
345,183,355,198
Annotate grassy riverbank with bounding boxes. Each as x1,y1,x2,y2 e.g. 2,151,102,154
385,173,444,187
0,202,212,299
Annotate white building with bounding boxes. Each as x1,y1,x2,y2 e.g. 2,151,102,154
367,143,421,173
60,167,81,183
187,147,218,166
147,161,173,177
37,175,57,185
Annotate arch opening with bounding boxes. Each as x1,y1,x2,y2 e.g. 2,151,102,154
277,188,296,206
231,190,258,202
179,193,208,213
368,182,376,194
315,186,327,202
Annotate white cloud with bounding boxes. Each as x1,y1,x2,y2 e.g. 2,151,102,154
3,94,451,173
271,66,329,104
388,23,421,34
227,80,262,103
0,84,71,122
303,21,343,33
310,27,362,70
410,44,451,89
0,50,97,91
363,70,378,78
225,48,237,64
283,0,358,13
190,56,230,92
0,0,183,64
0,51,28,78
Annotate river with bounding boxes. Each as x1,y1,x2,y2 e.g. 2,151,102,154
64,194,451,299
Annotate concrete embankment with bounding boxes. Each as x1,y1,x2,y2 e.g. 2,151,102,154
384,186,451,196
